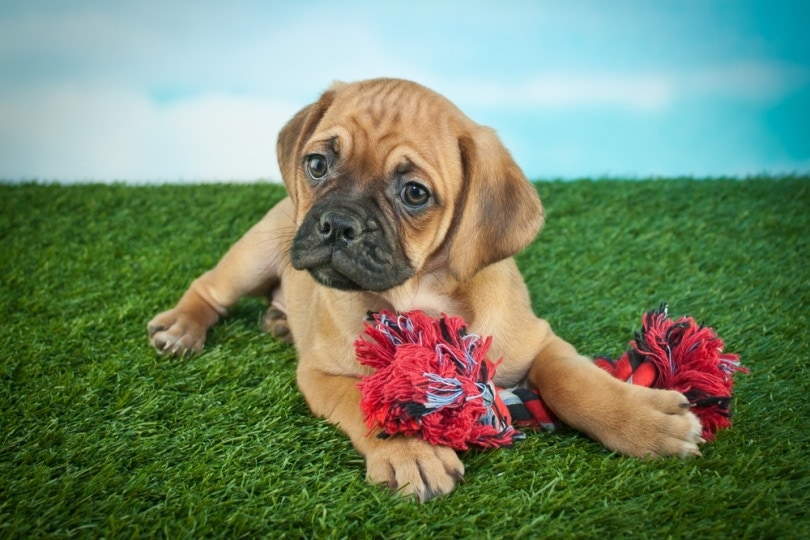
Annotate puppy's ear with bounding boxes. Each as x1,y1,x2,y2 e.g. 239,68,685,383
447,127,544,282
276,85,340,206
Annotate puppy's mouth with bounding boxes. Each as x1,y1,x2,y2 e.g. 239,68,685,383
290,201,414,292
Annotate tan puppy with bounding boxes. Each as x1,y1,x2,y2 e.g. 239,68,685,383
148,78,703,501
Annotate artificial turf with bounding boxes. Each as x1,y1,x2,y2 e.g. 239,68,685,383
1,177,808,538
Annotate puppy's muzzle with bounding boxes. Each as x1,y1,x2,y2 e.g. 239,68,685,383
290,200,413,292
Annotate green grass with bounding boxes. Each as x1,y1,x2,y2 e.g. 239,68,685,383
1,177,808,538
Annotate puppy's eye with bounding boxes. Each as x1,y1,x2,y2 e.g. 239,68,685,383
400,182,431,208
306,154,328,180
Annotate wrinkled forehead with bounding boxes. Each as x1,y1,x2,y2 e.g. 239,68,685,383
306,81,465,177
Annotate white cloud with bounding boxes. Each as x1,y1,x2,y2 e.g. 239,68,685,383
679,61,810,104
0,86,296,182
439,60,809,114
157,94,296,181
441,73,674,112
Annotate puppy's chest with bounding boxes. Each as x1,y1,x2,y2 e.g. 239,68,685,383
387,286,465,320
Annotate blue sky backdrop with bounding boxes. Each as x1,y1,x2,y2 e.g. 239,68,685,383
1,0,808,182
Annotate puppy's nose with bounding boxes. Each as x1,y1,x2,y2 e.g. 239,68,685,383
318,211,362,247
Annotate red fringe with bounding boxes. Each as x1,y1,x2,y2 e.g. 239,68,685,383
356,311,518,450
624,306,748,440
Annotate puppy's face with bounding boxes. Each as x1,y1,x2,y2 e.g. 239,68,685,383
278,79,544,291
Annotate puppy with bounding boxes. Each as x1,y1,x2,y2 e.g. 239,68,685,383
148,78,703,501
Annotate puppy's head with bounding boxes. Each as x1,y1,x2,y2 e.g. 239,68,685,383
278,78,543,291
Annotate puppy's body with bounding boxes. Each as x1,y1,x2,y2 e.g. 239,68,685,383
149,79,703,501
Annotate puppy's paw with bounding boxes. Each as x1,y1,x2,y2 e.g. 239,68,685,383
603,385,704,459
365,437,464,502
147,309,207,356
260,306,293,344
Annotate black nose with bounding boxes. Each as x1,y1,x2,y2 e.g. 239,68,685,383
318,211,362,247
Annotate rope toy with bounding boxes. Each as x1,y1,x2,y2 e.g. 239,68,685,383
355,304,747,451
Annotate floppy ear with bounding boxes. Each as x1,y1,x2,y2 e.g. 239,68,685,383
447,127,544,282
276,85,339,207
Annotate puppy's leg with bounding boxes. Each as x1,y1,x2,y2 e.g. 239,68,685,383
259,285,293,344
148,197,295,356
297,365,464,502
528,320,704,458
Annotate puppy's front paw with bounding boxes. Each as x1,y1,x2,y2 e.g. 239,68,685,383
147,309,207,356
365,437,464,502
603,385,704,458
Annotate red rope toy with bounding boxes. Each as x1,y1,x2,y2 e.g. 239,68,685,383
355,304,747,451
